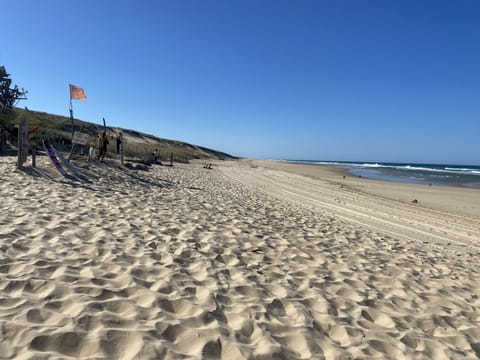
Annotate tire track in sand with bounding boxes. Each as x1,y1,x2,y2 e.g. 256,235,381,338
220,164,480,254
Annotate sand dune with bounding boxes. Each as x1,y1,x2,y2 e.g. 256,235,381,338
1,156,479,359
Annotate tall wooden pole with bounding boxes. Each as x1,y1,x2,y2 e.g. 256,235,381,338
102,118,109,159
17,122,23,169
68,100,76,161
120,141,124,165
70,100,74,140
17,118,28,169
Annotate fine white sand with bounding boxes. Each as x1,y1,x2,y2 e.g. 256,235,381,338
1,156,480,359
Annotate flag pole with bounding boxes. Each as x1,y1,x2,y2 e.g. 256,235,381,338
69,98,74,140
68,96,76,161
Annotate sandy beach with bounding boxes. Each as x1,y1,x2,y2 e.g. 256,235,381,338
1,156,480,359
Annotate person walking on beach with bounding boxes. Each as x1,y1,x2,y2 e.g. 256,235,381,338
103,131,109,155
96,131,109,161
116,132,122,154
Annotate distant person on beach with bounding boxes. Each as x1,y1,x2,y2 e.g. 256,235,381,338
96,131,109,161
88,140,96,161
116,132,122,154
103,132,109,155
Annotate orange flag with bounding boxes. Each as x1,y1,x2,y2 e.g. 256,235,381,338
69,84,87,100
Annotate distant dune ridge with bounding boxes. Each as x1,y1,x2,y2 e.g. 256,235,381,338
1,153,480,358
7,107,236,161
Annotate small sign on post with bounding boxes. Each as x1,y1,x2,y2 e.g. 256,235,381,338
68,131,89,161
72,131,89,145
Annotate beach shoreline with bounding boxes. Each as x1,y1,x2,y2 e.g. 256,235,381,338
1,156,480,359
274,160,480,189
251,159,480,219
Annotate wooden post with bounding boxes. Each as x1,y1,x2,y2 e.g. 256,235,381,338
170,152,173,167
68,107,76,161
70,106,74,141
17,119,28,168
0,127,3,153
32,144,36,168
17,124,23,168
120,141,124,165
68,140,76,161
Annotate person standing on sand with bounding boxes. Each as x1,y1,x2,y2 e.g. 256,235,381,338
103,131,109,155
88,140,96,161
96,131,109,161
101,131,109,160
116,132,122,154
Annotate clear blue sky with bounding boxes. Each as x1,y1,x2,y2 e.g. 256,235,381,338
2,0,479,164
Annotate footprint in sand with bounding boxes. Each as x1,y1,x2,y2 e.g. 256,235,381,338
30,331,98,358
361,308,396,328
101,330,143,359
162,325,205,356
26,308,65,325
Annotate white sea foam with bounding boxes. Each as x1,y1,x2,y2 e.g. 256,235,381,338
281,160,480,179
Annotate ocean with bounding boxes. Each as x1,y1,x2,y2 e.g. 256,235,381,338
283,160,480,189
